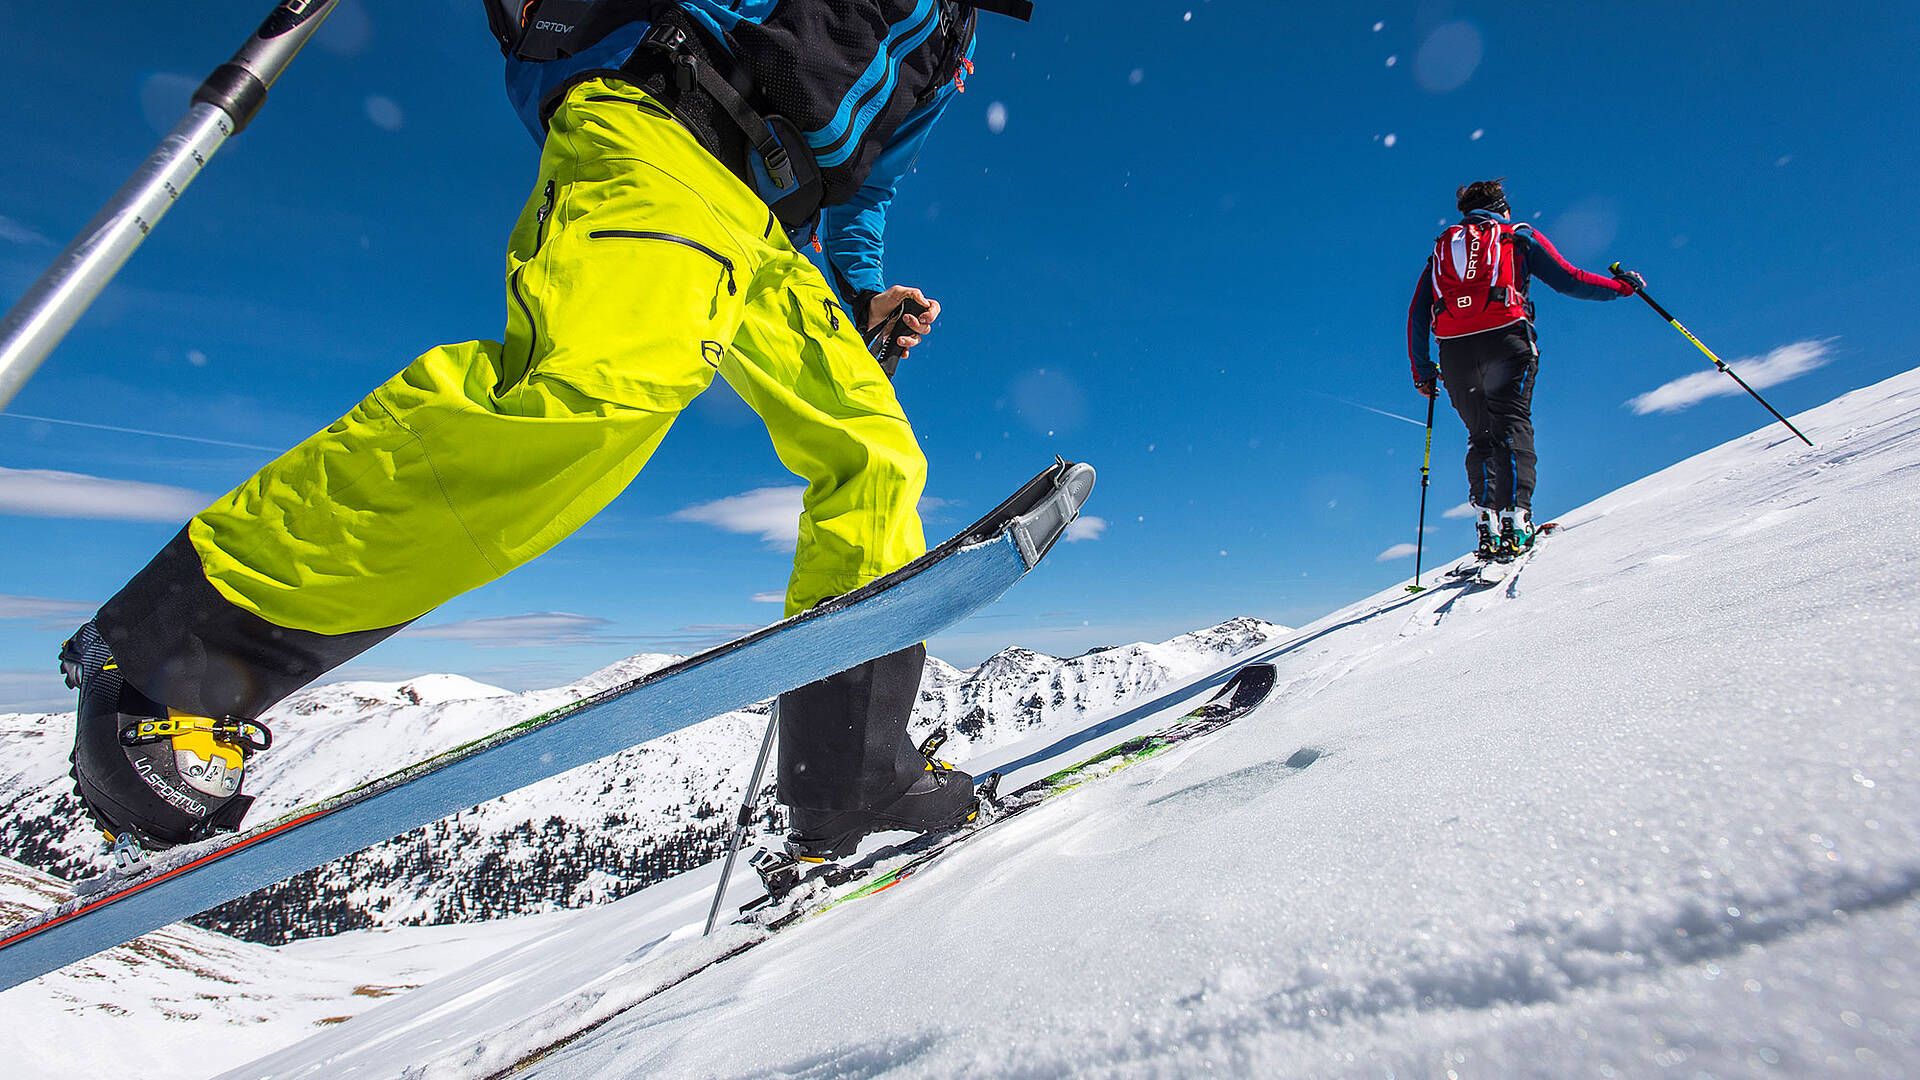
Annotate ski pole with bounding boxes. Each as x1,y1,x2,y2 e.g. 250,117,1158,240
867,296,929,378
1405,392,1436,593
704,703,780,936
0,0,342,412
1610,264,1813,447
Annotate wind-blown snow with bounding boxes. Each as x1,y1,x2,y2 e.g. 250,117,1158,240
222,367,1920,1078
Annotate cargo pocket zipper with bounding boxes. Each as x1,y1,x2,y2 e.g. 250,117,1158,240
501,179,557,395
588,231,737,296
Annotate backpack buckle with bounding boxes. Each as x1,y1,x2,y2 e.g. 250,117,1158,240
641,23,687,53
763,143,793,189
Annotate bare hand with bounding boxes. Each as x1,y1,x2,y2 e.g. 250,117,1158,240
868,285,941,357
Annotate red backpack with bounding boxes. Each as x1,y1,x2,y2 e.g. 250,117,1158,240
1430,220,1531,338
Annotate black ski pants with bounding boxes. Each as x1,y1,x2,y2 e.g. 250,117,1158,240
777,643,927,811
1438,321,1540,512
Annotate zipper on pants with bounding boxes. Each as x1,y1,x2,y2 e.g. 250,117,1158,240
587,230,737,295
501,179,557,395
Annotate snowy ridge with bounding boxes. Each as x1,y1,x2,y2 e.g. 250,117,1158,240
215,368,1920,1080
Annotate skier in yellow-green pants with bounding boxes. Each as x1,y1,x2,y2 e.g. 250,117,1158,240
62,1,1024,855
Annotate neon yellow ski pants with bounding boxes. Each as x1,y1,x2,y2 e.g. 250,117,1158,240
186,77,926,635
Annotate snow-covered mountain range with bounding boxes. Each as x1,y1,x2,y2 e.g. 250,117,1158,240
0,616,1283,941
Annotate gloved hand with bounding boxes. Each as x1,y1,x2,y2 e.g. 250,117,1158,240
1414,373,1439,399
1613,267,1646,293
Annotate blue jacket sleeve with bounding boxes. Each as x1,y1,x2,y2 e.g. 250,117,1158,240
1407,260,1437,381
816,75,963,326
1515,225,1632,302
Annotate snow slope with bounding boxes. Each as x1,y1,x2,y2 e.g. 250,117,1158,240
227,367,1920,1079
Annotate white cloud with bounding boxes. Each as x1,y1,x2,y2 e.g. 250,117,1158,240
404,612,613,648
1064,515,1107,543
1625,339,1834,416
1442,502,1478,519
0,215,51,246
0,594,97,635
0,668,76,714
1376,542,1420,562
138,72,198,134
672,487,956,551
750,591,786,604
672,486,804,550
0,466,209,521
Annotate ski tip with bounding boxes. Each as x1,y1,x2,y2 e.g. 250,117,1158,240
1007,461,1097,570
1217,663,1278,705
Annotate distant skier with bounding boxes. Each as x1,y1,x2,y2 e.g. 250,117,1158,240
1407,177,1643,557
60,0,1030,859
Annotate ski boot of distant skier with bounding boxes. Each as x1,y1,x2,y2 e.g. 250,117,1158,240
1474,505,1502,560
60,621,271,850
1500,507,1536,556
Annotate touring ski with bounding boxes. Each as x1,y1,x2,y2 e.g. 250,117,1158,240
0,459,1096,992
1448,521,1559,588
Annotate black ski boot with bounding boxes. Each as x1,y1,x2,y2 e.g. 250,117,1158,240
785,755,981,861
776,643,979,861
61,621,270,849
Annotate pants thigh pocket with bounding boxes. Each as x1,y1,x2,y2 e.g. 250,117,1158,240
787,281,896,412
512,224,744,411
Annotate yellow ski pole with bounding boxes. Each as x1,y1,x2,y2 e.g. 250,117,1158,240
1610,264,1812,446
1405,392,1436,593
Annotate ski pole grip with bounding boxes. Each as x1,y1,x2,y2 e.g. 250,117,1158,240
871,296,929,378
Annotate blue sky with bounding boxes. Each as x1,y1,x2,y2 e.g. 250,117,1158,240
2,1,1916,710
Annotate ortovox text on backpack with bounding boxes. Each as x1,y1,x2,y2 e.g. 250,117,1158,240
1430,220,1532,338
